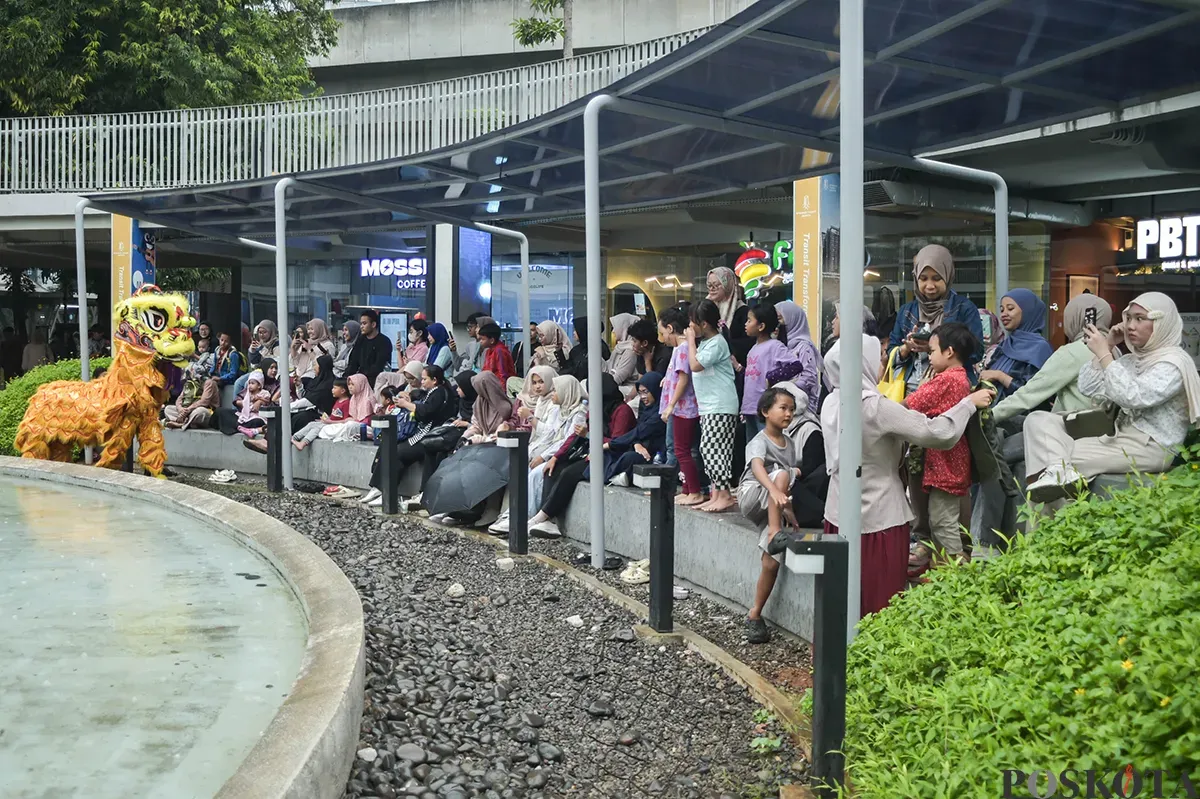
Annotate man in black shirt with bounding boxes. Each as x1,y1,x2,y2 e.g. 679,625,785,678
346,309,393,388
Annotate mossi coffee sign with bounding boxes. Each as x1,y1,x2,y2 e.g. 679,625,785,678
360,257,427,290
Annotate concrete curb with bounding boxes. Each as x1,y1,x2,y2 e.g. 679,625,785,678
0,458,365,799
405,516,814,762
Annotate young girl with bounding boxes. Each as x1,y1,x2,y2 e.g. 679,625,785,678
741,302,790,439
740,387,803,644
317,373,376,442
515,365,558,443
232,370,271,438
687,298,740,513
660,307,703,505
290,378,351,450
462,372,514,445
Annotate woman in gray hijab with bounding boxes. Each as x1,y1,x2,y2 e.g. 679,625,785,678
333,320,360,378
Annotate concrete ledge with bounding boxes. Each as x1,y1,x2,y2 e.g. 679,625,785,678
0,457,365,799
561,483,817,641
164,428,422,494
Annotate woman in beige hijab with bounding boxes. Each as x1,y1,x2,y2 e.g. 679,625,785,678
1025,291,1200,503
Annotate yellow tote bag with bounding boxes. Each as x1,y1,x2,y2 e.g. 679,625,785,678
877,347,906,402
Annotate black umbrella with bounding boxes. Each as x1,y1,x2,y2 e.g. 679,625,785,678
422,442,510,516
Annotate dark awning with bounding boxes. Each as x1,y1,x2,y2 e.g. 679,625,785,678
86,0,1200,240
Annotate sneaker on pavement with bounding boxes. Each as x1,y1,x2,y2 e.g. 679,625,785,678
488,514,510,535
529,519,562,539
359,487,382,504
609,473,630,487
367,496,383,507
745,616,771,644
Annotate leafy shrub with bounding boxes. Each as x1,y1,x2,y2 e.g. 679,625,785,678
0,358,111,456
842,467,1200,798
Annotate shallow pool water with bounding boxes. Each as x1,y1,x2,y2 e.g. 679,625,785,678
0,475,308,798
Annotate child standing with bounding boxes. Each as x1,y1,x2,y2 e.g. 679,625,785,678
688,299,740,513
739,388,803,643
904,322,976,566
478,321,516,385
659,308,701,501
741,302,790,439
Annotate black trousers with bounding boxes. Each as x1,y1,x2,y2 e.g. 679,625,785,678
369,440,427,489
539,459,590,519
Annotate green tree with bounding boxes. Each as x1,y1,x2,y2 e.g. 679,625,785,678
0,0,339,116
511,0,574,60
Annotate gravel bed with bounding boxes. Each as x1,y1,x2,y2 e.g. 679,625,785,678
528,539,813,697
179,475,804,798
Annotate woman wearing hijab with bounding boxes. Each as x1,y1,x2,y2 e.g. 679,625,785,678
291,319,337,384
992,294,1111,422
333,320,360,378
773,383,828,528
766,300,823,415
258,357,282,402
979,288,1054,399
294,353,336,428
425,322,453,371
562,316,611,382
513,364,557,434
706,266,754,377
533,321,571,370
821,334,993,616
249,320,280,368
603,372,667,484
528,375,632,538
606,313,642,395
888,244,984,393
1024,292,1200,503
462,371,516,444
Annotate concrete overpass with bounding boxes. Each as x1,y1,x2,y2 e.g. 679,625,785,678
311,0,756,92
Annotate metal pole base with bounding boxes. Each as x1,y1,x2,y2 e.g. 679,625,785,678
499,431,530,555
633,464,677,633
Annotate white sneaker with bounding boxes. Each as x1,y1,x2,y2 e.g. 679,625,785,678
609,473,630,487
529,519,562,539
488,515,510,535
359,487,382,504
367,496,383,507
1027,465,1086,503
428,513,449,524
673,586,690,600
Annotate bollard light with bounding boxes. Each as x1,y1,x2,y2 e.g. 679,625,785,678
498,430,530,556
632,464,677,633
261,406,282,492
372,414,399,515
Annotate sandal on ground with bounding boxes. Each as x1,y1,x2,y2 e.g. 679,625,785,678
620,559,650,584
327,486,360,500
208,469,237,484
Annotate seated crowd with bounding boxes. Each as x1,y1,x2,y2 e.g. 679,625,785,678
164,253,1200,644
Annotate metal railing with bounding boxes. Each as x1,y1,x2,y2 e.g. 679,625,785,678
0,29,706,193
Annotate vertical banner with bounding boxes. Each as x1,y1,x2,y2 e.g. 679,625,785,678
111,215,133,341
793,177,823,326
133,226,156,291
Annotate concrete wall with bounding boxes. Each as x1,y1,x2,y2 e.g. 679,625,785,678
561,483,817,641
312,0,757,90
163,429,423,496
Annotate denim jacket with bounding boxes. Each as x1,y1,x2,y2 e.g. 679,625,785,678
887,290,984,382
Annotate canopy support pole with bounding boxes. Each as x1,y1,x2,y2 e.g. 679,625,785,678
839,0,865,641
475,224,531,376
584,93,616,570
910,157,1010,300
75,199,94,465
273,177,297,490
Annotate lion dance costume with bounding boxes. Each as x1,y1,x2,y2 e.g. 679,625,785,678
15,286,196,477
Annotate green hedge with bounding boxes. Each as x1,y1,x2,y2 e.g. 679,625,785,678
0,359,112,457
843,466,1200,798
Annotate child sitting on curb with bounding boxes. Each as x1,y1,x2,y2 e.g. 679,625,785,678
739,387,803,645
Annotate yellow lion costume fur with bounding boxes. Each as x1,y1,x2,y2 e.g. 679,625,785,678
15,286,196,477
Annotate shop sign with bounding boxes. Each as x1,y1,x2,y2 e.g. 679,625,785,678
1136,216,1200,269
360,257,427,290
734,241,793,300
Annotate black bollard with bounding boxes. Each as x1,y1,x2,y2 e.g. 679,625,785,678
261,406,282,492
632,463,678,633
371,414,399,515
767,532,849,797
498,430,531,555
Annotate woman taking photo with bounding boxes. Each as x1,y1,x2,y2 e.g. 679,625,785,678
887,244,983,392
1024,292,1200,502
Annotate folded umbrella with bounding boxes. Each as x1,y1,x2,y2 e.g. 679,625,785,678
421,442,511,516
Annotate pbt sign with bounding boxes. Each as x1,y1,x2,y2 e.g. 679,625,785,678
360,257,427,291
1136,216,1200,261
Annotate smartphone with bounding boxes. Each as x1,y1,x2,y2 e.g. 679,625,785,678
911,327,934,342
1084,307,1098,327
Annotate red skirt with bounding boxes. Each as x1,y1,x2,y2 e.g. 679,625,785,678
823,520,910,618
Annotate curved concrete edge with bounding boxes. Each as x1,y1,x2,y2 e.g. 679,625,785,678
0,457,365,799
409,518,814,761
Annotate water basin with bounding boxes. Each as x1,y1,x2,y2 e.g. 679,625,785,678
0,474,308,798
